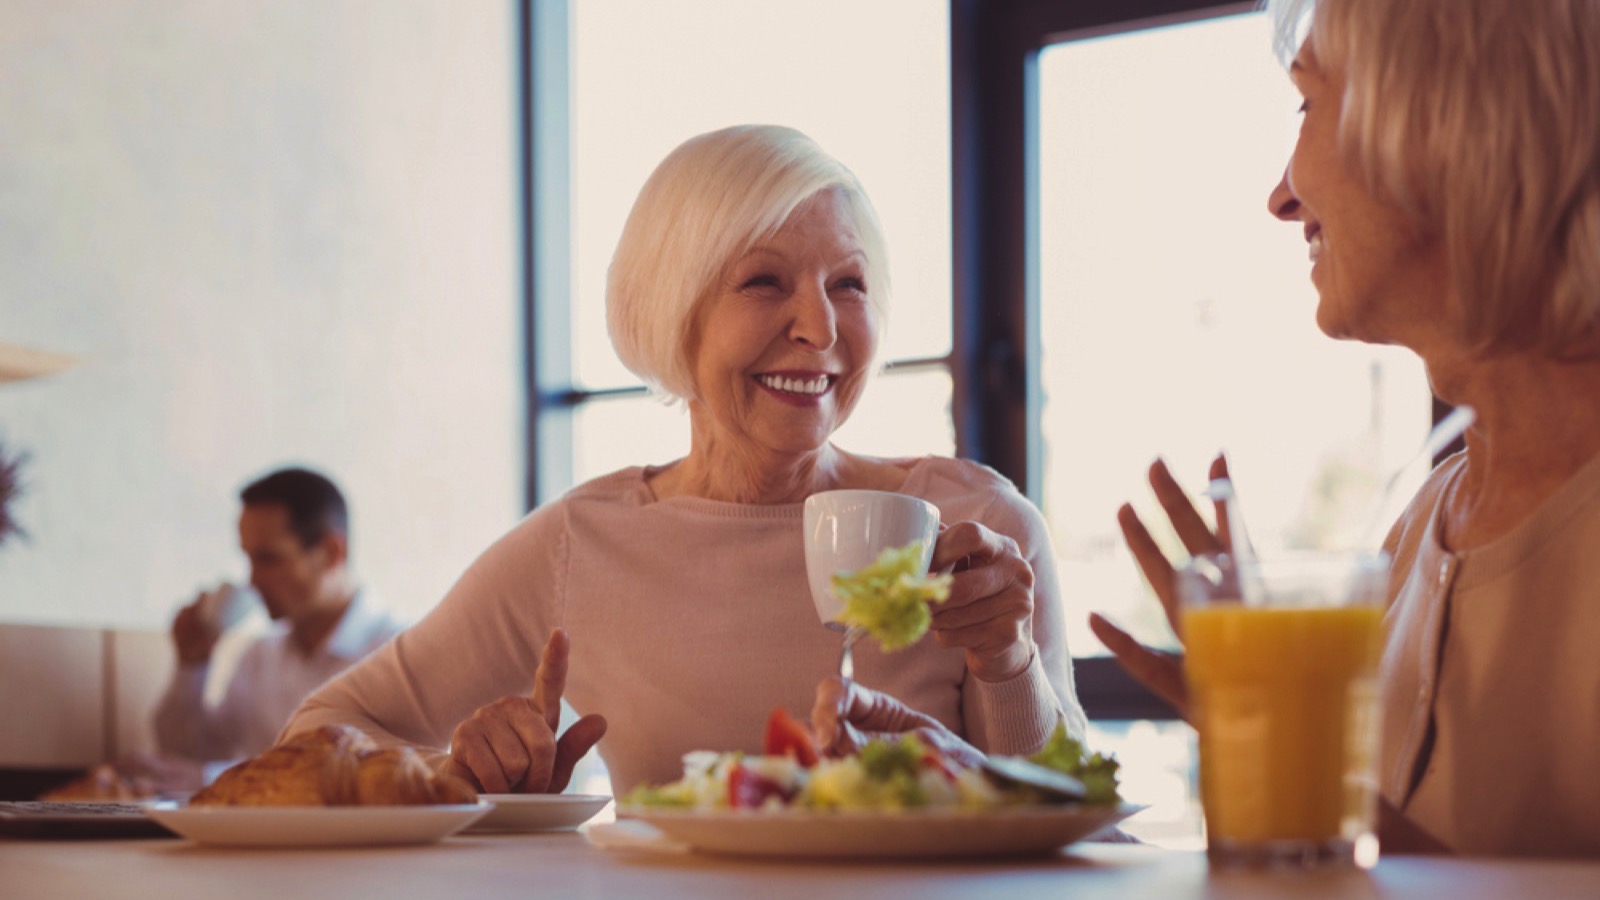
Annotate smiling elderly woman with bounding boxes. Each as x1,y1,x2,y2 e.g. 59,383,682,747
285,125,1086,796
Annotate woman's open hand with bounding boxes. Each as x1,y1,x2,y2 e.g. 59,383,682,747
443,628,607,793
929,520,1036,683
1087,454,1237,720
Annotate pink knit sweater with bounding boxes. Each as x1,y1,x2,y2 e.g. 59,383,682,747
287,456,1085,794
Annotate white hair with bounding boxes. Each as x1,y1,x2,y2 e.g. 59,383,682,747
606,125,891,399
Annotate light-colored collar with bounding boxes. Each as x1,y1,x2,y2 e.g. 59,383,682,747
321,588,399,659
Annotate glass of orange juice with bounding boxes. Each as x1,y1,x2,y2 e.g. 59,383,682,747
1179,551,1389,870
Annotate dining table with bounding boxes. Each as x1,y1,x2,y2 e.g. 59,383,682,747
7,820,1600,900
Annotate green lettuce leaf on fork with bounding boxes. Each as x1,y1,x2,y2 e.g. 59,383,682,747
831,541,953,650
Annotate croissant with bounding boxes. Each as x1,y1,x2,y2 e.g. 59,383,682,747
353,747,478,806
191,724,476,807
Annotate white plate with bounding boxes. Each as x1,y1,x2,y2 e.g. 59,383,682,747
146,802,491,848
613,803,1141,859
466,794,611,833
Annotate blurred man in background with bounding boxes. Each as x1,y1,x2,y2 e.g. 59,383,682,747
152,466,404,779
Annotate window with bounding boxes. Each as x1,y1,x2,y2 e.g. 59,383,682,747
954,0,1431,847
1036,12,1430,656
1038,9,1429,848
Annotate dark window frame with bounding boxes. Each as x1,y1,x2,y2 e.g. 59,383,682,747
951,0,1253,720
948,0,1254,489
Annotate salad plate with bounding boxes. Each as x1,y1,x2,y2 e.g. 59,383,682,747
614,803,1141,859
465,794,611,833
146,802,491,848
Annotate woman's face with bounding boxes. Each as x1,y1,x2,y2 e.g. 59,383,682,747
1268,46,1448,348
688,188,879,460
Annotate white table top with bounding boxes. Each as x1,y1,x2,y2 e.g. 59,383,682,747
7,829,1600,900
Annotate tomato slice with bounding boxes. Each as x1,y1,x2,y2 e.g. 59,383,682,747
727,762,794,808
921,749,958,783
763,707,819,768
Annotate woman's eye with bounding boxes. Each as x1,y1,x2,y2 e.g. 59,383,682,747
832,277,867,296
741,274,781,291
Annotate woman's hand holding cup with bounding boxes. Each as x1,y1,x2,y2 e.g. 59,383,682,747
929,521,1038,683
803,490,1040,684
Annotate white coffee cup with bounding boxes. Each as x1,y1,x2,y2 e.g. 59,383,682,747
803,489,941,627
197,581,259,632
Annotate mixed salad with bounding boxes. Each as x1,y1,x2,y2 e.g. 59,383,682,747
623,709,1120,813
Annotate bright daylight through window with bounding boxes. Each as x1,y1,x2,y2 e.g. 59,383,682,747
1037,11,1429,847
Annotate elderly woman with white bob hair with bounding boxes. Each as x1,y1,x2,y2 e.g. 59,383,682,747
1087,0,1600,857
286,124,1086,796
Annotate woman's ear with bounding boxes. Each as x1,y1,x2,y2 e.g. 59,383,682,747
318,530,350,569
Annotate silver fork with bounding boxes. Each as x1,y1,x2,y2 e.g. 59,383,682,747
838,625,863,681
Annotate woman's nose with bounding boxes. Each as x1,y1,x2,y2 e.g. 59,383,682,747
1268,165,1301,221
789,281,837,350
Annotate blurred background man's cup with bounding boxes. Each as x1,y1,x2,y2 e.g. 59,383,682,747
196,581,257,633
172,581,259,665
802,489,939,627
1179,551,1389,870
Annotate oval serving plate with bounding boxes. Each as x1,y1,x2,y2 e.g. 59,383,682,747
614,803,1141,859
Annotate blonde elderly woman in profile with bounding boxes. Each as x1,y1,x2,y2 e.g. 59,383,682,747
1088,0,1600,858
287,125,1086,796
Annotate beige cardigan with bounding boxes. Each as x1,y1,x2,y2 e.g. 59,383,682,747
1380,449,1600,857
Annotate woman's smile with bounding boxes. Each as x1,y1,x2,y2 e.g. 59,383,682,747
755,371,835,404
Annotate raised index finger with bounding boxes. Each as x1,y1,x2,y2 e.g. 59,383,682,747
529,628,569,734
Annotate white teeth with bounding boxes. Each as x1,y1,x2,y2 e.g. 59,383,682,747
761,375,829,395
1309,233,1323,263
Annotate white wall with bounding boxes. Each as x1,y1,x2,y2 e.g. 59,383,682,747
0,0,523,628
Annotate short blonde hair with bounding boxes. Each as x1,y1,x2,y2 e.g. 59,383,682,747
1269,0,1600,357
606,125,891,399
